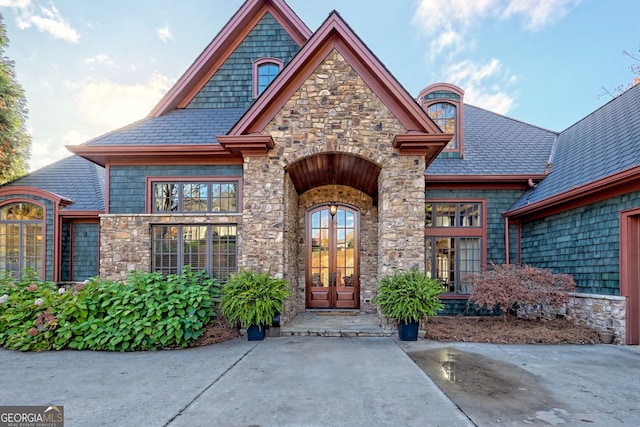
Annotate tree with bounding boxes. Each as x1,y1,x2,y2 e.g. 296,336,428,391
0,13,31,184
601,46,640,98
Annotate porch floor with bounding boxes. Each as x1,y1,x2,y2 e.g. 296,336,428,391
280,311,395,337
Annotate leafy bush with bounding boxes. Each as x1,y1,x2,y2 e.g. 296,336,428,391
373,270,445,323
462,264,576,320
220,269,290,328
0,268,218,352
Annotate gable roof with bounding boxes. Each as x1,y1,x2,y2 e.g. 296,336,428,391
67,108,246,166
508,83,640,216
150,0,311,117
1,156,106,212
426,104,558,178
222,11,452,163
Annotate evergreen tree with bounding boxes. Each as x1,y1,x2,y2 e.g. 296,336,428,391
0,13,31,184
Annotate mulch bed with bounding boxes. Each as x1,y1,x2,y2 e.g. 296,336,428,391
425,316,601,344
189,315,240,347
192,315,603,347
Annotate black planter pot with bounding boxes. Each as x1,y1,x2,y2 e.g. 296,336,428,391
247,325,265,341
398,320,419,341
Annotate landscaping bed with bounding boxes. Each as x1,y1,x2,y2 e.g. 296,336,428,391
424,316,601,344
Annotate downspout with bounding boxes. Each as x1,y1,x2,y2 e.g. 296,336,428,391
504,216,510,265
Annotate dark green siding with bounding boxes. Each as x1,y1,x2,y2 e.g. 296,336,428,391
187,13,301,109
425,188,523,265
520,191,640,295
109,165,243,214
61,221,71,281
72,222,99,281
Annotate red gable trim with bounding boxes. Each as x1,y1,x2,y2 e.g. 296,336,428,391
505,166,640,221
229,12,443,136
0,186,73,206
67,144,239,167
149,0,311,118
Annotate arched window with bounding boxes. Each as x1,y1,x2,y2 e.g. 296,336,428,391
253,58,283,98
427,102,457,149
0,202,44,279
419,83,465,156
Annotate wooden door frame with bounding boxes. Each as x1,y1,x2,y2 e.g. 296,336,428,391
305,204,360,309
621,208,640,345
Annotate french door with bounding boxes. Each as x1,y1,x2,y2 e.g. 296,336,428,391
306,205,359,309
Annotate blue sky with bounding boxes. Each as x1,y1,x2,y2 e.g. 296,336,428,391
0,0,638,171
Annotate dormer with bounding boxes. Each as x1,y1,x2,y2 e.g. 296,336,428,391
419,83,465,158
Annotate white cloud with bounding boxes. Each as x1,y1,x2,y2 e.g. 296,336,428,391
503,0,581,30
158,24,174,42
29,135,74,171
413,0,581,53
85,54,117,68
2,0,80,43
71,73,174,130
443,59,516,114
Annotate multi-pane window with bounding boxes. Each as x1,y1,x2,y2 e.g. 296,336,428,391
427,102,457,149
425,202,483,293
152,224,237,281
152,181,238,213
0,202,44,279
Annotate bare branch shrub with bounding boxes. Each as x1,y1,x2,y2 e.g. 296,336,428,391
462,264,576,321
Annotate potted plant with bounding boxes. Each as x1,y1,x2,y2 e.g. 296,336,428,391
220,269,290,341
373,270,445,341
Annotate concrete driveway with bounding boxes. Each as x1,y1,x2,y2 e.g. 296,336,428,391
1,337,639,426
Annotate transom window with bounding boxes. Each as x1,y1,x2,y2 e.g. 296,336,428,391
425,202,483,293
152,224,237,281
152,181,238,213
0,202,44,279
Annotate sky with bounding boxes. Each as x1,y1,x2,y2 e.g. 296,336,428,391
0,0,638,172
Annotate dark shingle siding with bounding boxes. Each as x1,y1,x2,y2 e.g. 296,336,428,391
72,222,99,280
520,191,640,294
510,84,640,211
187,13,301,109
109,165,243,214
427,104,558,176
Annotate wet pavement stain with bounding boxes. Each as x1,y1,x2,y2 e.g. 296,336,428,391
409,347,567,425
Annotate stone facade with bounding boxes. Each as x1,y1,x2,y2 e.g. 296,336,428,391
237,48,427,321
565,293,626,344
99,213,242,280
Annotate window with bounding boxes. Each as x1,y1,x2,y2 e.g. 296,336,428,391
253,58,283,98
418,83,465,156
0,202,44,279
152,181,238,213
425,202,483,293
427,103,457,149
152,224,237,281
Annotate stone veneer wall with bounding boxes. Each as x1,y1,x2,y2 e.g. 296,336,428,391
298,185,378,314
566,294,626,344
240,49,428,321
99,214,242,280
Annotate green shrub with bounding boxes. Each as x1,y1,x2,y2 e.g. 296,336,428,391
373,270,445,323
220,269,290,328
0,268,218,352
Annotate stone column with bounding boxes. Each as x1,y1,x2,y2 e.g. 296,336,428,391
239,157,286,277
377,156,427,278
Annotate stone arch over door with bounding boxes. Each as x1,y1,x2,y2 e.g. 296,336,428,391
286,153,381,313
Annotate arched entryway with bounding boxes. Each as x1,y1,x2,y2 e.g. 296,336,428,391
306,204,359,309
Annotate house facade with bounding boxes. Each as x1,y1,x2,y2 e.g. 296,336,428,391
1,0,638,343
